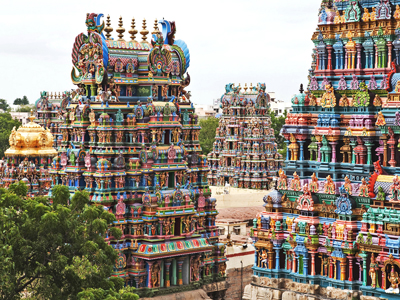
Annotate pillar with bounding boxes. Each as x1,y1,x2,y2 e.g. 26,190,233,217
345,51,348,69
284,251,288,270
356,43,362,69
350,140,356,164
165,260,171,287
389,142,396,167
274,248,280,271
299,140,305,161
383,136,388,167
388,42,392,68
329,258,333,279
365,141,373,165
340,259,346,281
375,45,378,69
292,253,297,273
268,251,274,270
311,252,316,276
330,141,337,163
348,256,353,281
147,261,154,288
303,256,309,276
360,251,368,286
177,259,184,285
327,46,333,70
317,142,321,162
297,255,301,274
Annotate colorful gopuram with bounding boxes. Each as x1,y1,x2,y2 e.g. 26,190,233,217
248,1,400,300
35,91,68,148
0,112,57,196
207,83,282,189
50,13,226,298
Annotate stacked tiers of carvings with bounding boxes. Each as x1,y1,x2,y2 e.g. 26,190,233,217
252,0,400,297
206,83,283,189
50,13,227,295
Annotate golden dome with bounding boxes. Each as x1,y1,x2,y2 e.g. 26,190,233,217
5,113,58,157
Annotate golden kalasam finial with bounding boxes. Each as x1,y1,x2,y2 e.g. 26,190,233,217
116,16,125,41
105,15,113,39
129,17,138,41
29,109,35,122
152,19,160,35
244,83,248,92
140,19,149,41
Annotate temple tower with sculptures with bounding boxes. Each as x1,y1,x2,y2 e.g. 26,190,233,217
49,13,227,299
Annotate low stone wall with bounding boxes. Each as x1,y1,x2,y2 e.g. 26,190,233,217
242,276,381,300
211,187,268,209
225,265,253,300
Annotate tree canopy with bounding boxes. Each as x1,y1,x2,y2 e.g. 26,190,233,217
13,96,29,106
0,182,138,300
0,113,22,158
199,117,219,155
0,99,10,112
268,109,287,156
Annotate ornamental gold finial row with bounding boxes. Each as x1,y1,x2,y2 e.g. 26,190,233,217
141,19,149,41
129,17,138,42
105,14,113,40
116,16,125,41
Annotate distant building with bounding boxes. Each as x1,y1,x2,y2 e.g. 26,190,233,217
269,99,292,116
194,103,221,119
10,112,30,125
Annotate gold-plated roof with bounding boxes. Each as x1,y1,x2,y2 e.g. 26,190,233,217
5,113,58,157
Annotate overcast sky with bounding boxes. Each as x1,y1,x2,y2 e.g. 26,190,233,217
0,0,318,106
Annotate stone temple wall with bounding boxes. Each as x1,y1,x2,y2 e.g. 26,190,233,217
225,265,253,300
243,275,383,300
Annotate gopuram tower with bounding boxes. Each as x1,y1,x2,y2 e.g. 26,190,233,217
247,1,400,300
50,13,227,298
207,83,283,189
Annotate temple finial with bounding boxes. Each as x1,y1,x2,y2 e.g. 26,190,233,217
141,19,149,41
300,84,304,94
116,16,125,41
129,17,138,42
105,15,113,40
152,19,160,35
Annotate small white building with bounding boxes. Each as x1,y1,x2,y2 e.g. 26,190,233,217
10,112,30,124
270,99,292,116
194,103,220,119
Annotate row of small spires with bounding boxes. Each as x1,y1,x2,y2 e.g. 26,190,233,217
105,15,160,42
234,83,256,92
47,92,63,99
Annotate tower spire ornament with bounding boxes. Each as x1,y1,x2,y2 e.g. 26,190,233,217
152,19,160,35
129,17,138,42
104,14,113,39
116,16,125,41
140,19,149,41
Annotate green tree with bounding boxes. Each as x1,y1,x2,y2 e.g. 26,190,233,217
0,99,10,112
0,183,137,300
199,117,219,155
21,96,29,105
269,109,287,152
16,105,34,113
0,113,21,158
13,98,22,106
